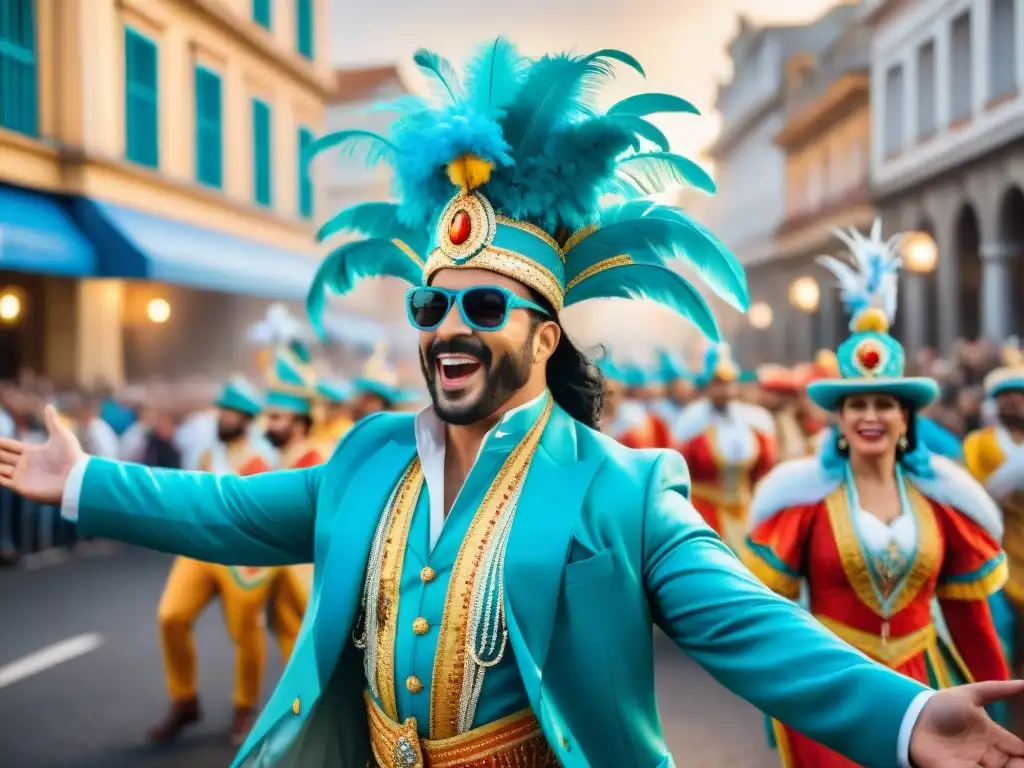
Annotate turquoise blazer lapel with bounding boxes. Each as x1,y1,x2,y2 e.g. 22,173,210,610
505,406,602,696
313,434,418,682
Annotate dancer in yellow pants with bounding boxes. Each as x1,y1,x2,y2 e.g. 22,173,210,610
147,378,279,746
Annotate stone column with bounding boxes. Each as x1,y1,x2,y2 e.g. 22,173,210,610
933,208,960,353
980,242,1014,340
901,272,925,352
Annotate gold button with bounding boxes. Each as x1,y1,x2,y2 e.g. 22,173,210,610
406,675,424,694
292,698,300,715
412,617,430,635
560,736,570,751
420,566,436,583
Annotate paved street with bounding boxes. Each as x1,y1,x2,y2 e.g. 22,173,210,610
0,548,776,768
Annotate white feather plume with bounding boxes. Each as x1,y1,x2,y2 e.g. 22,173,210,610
246,303,311,346
816,217,905,330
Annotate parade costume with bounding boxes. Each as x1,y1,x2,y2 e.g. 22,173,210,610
650,349,693,429
151,378,276,743
598,357,672,448
311,379,354,453
745,221,1009,768
61,40,951,768
263,345,324,664
674,344,775,552
757,364,815,461
964,356,1024,667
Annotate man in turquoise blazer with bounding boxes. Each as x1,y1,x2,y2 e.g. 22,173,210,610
5,38,1024,768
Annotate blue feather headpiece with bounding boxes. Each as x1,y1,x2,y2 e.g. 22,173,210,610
304,38,748,340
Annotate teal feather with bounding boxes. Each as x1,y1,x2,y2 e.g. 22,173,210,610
607,93,700,117
564,262,720,341
616,151,716,195
304,129,396,168
306,238,423,336
564,202,747,310
412,48,465,102
288,339,312,364
503,49,645,163
606,114,669,151
363,94,431,115
316,202,428,253
464,36,525,111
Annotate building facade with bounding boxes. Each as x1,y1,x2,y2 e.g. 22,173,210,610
770,2,873,364
0,0,332,386
868,0,1024,351
707,4,863,366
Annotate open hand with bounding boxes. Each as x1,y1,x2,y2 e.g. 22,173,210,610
910,680,1024,767
0,405,84,505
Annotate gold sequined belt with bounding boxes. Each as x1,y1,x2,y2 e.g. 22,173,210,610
816,615,936,668
691,481,750,512
366,691,558,768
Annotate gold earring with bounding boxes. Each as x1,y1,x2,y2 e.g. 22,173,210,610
897,434,909,453
837,435,848,451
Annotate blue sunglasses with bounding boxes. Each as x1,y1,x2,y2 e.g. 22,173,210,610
405,285,550,332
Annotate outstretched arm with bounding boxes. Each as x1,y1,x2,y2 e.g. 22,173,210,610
642,452,929,768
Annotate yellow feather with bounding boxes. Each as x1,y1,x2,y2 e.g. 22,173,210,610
852,308,890,334
447,154,493,191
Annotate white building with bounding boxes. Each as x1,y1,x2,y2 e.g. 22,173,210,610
868,0,1024,349
707,6,861,364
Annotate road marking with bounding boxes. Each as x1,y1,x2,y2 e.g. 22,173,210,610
0,633,104,690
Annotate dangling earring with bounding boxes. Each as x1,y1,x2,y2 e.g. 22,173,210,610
837,435,848,452
897,434,909,453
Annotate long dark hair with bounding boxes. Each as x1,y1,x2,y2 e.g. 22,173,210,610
530,291,604,429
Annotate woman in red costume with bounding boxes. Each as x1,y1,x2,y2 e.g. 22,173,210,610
744,221,1009,768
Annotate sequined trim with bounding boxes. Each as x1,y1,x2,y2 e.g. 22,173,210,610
825,483,940,619
430,398,553,738
434,192,497,264
816,615,935,668
423,247,564,312
365,691,557,768
354,459,425,720
562,224,598,253
494,215,563,260
564,255,632,292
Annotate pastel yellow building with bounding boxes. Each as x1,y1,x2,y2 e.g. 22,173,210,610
0,0,332,387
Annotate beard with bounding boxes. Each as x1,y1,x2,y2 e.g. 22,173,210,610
420,333,533,425
999,411,1024,431
265,428,292,449
217,423,247,443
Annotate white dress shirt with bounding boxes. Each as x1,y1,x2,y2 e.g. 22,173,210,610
59,391,932,763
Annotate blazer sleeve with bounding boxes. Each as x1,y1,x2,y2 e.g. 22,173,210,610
641,452,927,768
741,503,816,599
71,413,385,567
935,503,1010,683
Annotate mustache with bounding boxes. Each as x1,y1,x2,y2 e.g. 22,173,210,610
425,336,493,371
999,412,1024,430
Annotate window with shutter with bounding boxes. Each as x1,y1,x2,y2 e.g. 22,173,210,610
252,98,272,207
298,126,315,218
195,66,223,188
296,0,313,59
0,0,38,136
124,27,160,168
253,0,272,29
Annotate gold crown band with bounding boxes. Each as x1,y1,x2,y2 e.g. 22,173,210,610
424,246,564,312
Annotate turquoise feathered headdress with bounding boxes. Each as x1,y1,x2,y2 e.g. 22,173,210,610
657,349,691,383
304,38,748,341
807,219,938,411
695,343,739,388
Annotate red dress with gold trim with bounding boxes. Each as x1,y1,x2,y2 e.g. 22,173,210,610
606,401,671,449
674,401,775,551
744,456,1009,768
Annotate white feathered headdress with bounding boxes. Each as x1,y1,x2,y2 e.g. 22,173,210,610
247,303,311,346
817,218,905,331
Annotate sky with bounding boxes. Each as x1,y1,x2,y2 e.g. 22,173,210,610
331,0,843,160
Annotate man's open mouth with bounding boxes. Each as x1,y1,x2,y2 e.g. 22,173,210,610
436,354,483,388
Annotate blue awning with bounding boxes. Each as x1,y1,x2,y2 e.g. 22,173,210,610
0,185,97,276
71,199,319,300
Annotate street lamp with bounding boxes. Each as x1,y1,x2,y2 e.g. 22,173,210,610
900,230,938,274
788,276,820,314
748,301,773,330
147,297,171,324
0,290,21,324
